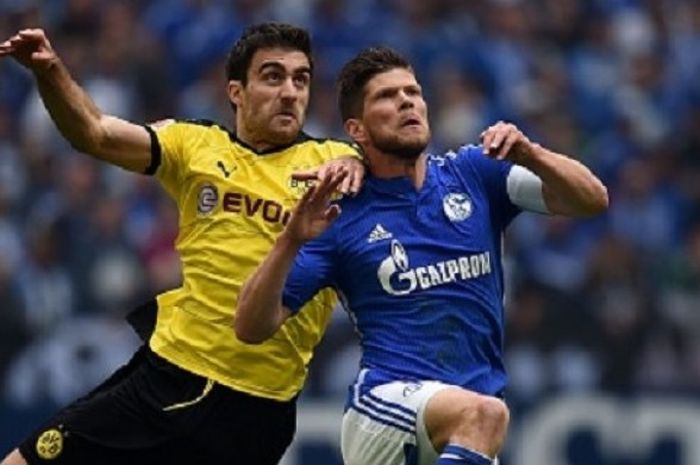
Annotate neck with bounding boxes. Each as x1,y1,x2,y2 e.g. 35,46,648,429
235,116,292,152
365,148,427,190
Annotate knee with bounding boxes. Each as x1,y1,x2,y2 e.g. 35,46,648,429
458,396,510,441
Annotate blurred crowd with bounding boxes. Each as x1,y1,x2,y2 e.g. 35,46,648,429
0,0,699,417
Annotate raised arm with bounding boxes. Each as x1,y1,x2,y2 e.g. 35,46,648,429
0,29,152,172
481,121,609,217
235,170,347,344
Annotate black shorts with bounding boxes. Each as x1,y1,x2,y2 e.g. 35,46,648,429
18,304,297,465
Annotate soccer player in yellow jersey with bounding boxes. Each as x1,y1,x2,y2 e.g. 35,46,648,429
0,23,363,465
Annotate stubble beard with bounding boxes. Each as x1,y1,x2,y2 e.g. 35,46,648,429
372,130,430,161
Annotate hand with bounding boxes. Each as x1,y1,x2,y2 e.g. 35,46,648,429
0,28,59,74
480,121,535,165
292,156,364,196
282,169,348,245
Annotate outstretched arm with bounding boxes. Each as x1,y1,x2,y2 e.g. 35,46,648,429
0,29,152,172
235,170,347,344
481,121,609,216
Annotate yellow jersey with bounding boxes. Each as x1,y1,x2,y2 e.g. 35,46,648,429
147,119,358,401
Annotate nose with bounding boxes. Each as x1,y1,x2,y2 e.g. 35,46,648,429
399,90,415,110
280,77,298,101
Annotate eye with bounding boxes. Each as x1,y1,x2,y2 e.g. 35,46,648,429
293,73,310,88
376,89,395,100
263,71,283,84
407,86,422,97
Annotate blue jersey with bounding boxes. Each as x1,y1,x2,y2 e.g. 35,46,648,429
282,145,521,396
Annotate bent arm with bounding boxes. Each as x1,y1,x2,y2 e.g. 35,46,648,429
236,171,347,343
36,59,152,172
520,144,608,217
235,234,298,344
2,29,152,171
481,121,609,217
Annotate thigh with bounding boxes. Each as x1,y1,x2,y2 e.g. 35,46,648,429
189,386,297,465
17,348,212,465
18,432,204,465
341,375,450,465
341,407,414,465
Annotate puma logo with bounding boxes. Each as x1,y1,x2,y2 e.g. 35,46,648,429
217,161,234,178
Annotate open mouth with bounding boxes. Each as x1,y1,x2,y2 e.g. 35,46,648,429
401,117,422,128
277,111,296,120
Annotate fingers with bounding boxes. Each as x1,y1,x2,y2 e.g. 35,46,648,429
481,121,510,157
17,29,47,42
296,169,348,212
322,204,342,223
326,157,364,195
291,169,318,182
293,157,363,196
495,131,519,159
309,169,348,205
343,158,365,195
295,178,318,212
7,29,42,48
480,121,525,160
339,172,352,195
1,29,52,64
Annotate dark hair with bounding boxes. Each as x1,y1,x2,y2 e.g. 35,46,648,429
336,47,412,122
225,22,313,84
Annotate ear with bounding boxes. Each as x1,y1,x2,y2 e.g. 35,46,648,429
344,118,367,145
228,80,243,107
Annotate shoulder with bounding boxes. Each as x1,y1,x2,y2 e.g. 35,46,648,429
149,118,233,140
295,134,360,156
332,188,373,231
428,144,483,166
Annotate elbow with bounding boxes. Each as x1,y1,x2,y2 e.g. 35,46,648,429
235,328,266,345
234,325,266,345
234,302,278,345
68,127,105,157
572,183,609,217
234,316,267,345
69,137,98,156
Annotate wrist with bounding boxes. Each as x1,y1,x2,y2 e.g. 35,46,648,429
33,56,63,81
518,143,548,170
277,231,305,251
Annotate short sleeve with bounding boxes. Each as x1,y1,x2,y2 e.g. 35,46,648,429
282,229,338,314
148,120,191,192
456,145,521,228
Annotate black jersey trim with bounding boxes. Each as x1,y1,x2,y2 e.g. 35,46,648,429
143,125,162,175
175,118,357,155
231,130,313,155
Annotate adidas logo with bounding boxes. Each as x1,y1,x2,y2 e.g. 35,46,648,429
367,224,393,243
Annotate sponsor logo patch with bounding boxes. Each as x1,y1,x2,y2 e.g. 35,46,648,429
216,161,236,178
378,239,492,296
36,428,63,460
367,224,393,243
442,193,472,222
198,184,219,215
402,382,423,397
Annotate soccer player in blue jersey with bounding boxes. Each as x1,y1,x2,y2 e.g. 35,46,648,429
236,47,608,465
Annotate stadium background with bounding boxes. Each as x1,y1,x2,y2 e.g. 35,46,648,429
1,0,699,464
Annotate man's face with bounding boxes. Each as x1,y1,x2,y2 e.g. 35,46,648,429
355,68,430,160
230,47,311,147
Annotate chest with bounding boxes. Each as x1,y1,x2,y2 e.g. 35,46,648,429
337,177,498,284
179,146,328,232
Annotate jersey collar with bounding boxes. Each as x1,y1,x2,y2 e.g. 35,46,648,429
231,131,311,155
